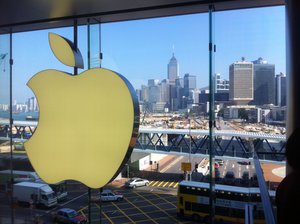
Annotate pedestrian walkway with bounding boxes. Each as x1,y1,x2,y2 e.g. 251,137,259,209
148,180,179,189
261,163,285,182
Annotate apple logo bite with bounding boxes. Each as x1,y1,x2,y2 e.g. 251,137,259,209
24,33,139,189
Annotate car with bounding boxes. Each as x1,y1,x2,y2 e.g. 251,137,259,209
238,160,250,165
52,208,87,224
100,189,123,202
124,177,149,188
215,159,224,166
242,171,250,185
224,171,235,185
214,162,220,169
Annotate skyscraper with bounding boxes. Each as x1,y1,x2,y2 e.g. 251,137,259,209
183,73,197,105
252,57,275,105
275,72,286,106
167,53,178,85
229,57,253,105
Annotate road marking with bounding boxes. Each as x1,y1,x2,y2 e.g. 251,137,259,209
124,196,159,224
111,201,135,223
151,181,159,187
48,192,88,214
161,156,184,173
134,191,180,223
163,181,169,187
246,165,249,169
173,182,179,188
157,181,164,187
232,164,235,168
94,203,113,224
79,210,86,218
149,181,153,185
155,194,177,208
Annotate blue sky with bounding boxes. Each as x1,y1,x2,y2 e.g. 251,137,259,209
0,5,285,103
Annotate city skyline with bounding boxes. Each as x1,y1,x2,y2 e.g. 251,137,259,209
137,54,286,113
0,6,285,103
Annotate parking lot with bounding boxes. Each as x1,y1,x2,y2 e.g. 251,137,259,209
78,188,197,224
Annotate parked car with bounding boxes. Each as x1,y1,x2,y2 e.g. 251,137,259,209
215,159,224,166
125,177,149,188
100,189,123,202
242,171,250,180
238,160,250,165
224,171,235,185
214,162,220,169
52,208,87,223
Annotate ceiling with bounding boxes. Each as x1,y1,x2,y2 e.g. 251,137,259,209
0,0,284,33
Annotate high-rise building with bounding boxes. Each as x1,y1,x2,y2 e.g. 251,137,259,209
214,73,229,93
170,78,184,111
275,72,287,106
141,85,149,102
252,57,275,105
183,73,196,96
182,73,197,107
229,57,253,105
167,53,178,85
158,79,170,103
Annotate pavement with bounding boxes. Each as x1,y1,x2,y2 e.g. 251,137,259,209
109,155,285,190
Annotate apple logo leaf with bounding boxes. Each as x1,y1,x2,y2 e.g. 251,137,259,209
49,32,84,69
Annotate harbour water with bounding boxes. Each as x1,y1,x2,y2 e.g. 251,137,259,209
0,111,39,121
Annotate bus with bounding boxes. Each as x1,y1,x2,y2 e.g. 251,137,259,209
177,180,275,223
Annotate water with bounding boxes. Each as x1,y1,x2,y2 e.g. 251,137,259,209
0,111,39,121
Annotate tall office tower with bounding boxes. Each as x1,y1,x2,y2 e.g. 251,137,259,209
252,57,275,105
141,85,149,102
167,53,179,85
275,72,287,106
136,89,142,102
158,79,170,103
183,73,197,106
27,97,35,111
229,57,253,105
183,73,196,96
170,78,184,110
33,97,39,111
148,79,159,87
214,73,229,93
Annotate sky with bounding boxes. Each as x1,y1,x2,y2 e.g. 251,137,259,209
0,5,285,104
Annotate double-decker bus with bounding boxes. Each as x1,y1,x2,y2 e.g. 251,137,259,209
177,180,275,223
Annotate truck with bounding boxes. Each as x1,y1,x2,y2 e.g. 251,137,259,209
13,182,57,208
35,179,68,202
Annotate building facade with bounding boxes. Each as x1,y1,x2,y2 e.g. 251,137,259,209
252,57,275,105
229,57,253,105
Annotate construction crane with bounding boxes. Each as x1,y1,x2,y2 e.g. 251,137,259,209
0,53,8,72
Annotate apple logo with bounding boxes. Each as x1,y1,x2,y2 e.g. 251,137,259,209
24,33,139,189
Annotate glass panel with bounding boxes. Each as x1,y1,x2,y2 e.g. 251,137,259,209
10,27,74,222
214,6,285,223
208,5,216,222
89,20,101,69
0,32,12,223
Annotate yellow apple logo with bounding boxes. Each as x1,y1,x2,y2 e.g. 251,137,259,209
24,33,139,189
